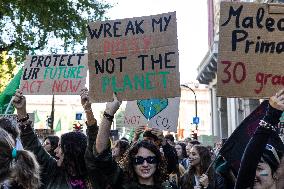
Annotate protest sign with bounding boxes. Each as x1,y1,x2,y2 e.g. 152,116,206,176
20,54,87,95
87,12,180,102
124,97,180,132
217,2,284,98
0,113,35,127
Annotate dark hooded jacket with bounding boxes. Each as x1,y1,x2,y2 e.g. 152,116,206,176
19,121,100,189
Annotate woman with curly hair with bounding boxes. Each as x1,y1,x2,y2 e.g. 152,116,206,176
87,94,175,189
112,139,130,163
180,145,219,189
12,89,100,189
0,127,40,189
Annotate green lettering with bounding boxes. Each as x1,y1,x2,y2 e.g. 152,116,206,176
49,67,58,79
44,67,53,79
112,76,124,92
102,76,110,93
158,71,170,88
123,74,133,91
76,66,84,78
63,66,69,78
68,67,77,78
145,72,155,90
134,73,144,90
58,66,67,79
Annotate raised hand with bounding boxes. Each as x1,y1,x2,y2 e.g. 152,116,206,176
80,88,92,111
133,125,145,142
269,89,284,111
105,93,121,116
135,126,145,136
12,90,27,119
150,128,163,138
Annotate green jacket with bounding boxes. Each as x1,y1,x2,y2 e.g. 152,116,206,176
20,122,98,189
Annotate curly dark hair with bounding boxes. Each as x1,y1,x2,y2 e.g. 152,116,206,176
181,145,215,189
119,140,167,186
113,140,130,159
60,131,87,177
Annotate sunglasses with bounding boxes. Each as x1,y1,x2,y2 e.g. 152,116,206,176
133,156,158,165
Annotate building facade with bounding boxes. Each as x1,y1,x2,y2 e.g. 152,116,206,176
196,0,264,138
178,83,211,139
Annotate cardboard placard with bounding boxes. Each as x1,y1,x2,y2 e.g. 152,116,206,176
87,12,180,102
20,54,88,95
0,113,35,128
123,97,180,132
217,2,284,98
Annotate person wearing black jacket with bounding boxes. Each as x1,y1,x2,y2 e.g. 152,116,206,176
12,89,100,189
87,93,176,189
235,89,284,189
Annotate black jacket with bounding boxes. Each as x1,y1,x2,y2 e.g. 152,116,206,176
20,122,97,189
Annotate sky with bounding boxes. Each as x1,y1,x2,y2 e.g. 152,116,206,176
103,0,209,84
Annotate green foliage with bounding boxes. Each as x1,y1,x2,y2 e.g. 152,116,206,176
0,0,111,64
0,52,16,92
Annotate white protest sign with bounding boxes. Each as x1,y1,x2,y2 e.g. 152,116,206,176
124,97,180,132
20,54,87,95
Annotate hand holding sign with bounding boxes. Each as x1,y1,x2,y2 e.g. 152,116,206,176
80,88,92,111
105,93,122,116
269,89,284,111
12,90,27,119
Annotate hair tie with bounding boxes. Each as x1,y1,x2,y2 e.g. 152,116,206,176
12,148,17,159
15,138,23,150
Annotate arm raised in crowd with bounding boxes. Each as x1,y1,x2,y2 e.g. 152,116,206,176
80,88,96,126
96,93,121,153
12,90,57,185
235,89,284,189
80,88,98,153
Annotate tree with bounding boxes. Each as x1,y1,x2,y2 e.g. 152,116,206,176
0,51,16,92
0,1,111,64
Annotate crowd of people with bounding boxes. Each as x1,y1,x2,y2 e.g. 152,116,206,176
1,88,284,189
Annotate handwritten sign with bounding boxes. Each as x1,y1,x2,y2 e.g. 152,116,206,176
87,12,180,102
124,97,180,132
217,2,284,98
0,113,34,128
20,54,87,95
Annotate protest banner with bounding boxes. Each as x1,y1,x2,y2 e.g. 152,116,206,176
217,2,284,98
123,97,180,132
0,113,35,127
20,54,88,95
87,12,180,102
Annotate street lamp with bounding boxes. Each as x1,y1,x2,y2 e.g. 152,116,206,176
181,84,198,131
